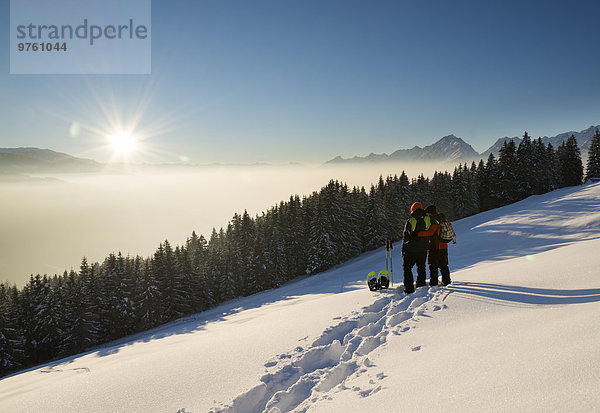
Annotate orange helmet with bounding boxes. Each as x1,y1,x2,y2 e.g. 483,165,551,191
410,202,423,213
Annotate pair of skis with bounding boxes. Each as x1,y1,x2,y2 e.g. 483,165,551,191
367,240,394,291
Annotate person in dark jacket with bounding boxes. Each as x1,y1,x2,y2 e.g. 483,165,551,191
419,205,452,286
401,202,431,294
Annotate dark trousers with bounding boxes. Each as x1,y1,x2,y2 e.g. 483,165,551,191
428,248,450,285
402,251,427,292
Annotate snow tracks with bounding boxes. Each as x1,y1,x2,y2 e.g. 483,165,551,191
212,286,446,413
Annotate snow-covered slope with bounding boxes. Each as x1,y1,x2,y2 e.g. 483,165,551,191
2,183,600,412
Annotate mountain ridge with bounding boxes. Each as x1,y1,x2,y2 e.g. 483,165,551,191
0,147,101,173
327,124,599,165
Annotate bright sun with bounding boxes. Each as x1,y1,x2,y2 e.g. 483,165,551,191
108,131,137,155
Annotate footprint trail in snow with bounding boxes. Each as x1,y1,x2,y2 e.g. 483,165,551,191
212,286,447,413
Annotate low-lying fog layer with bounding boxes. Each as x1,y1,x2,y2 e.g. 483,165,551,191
0,162,454,286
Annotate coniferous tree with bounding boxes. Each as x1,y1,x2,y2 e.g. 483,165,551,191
397,171,412,220
363,184,386,250
430,171,454,216
381,177,400,240
186,231,209,311
156,241,181,321
411,174,431,208
353,186,368,251
475,160,489,211
288,195,307,276
544,143,560,192
82,260,102,344
271,204,290,285
102,253,124,340
60,269,89,355
452,163,478,218
225,216,243,297
135,258,159,330
516,132,534,199
306,194,330,274
497,140,519,205
531,138,547,194
0,283,24,374
557,135,583,187
585,129,600,181
207,228,228,303
252,215,274,289
385,173,411,240
485,153,501,209
173,247,193,315
240,210,257,295
468,162,480,215
19,276,36,365
451,165,469,219
120,254,138,334
336,182,362,261
35,275,62,362
556,140,567,187
306,181,360,274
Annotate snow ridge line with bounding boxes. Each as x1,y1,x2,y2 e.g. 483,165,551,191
212,287,446,413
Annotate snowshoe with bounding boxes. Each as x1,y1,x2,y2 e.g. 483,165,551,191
378,270,390,289
367,271,380,291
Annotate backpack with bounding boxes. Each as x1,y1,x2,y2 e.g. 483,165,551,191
436,213,456,243
407,214,431,243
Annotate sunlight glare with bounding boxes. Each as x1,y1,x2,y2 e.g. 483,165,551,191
108,131,137,155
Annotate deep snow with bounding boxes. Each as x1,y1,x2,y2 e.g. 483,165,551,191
1,183,600,412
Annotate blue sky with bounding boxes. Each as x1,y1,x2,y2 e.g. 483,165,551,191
1,0,599,164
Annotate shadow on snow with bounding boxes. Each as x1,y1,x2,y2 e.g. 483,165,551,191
445,282,600,306
449,183,600,272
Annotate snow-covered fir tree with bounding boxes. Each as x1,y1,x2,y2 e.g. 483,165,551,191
515,132,534,199
557,135,584,187
585,129,600,181
497,139,519,205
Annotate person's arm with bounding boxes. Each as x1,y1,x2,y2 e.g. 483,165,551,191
417,223,439,237
401,221,410,254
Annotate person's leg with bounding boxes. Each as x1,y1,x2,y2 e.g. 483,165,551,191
415,251,428,287
402,253,416,293
428,250,440,286
440,249,451,285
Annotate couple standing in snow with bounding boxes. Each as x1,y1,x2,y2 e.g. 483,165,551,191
401,202,453,294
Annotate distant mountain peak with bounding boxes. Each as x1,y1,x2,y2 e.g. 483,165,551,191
325,124,599,165
481,124,600,158
325,134,478,165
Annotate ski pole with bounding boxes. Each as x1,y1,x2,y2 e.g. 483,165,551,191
389,240,393,286
385,240,389,272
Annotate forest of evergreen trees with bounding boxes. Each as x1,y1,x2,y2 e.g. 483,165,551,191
1,130,599,376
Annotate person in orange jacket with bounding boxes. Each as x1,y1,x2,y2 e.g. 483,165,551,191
418,205,452,286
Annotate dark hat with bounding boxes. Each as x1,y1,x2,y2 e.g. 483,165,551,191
425,205,437,214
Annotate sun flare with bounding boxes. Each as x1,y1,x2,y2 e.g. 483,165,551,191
108,131,137,155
